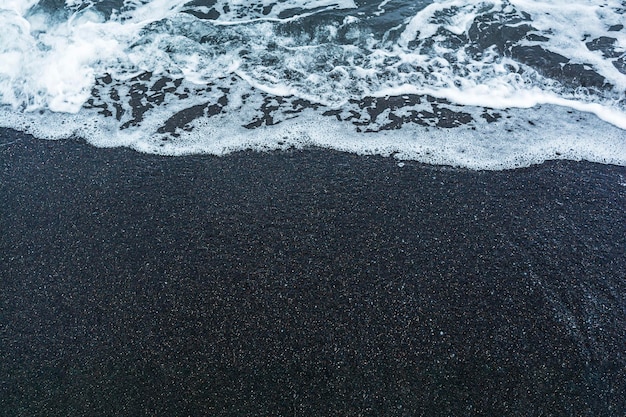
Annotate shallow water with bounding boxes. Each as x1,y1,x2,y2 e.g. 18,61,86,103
1,0,625,168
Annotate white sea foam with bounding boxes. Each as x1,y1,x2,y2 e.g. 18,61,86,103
510,0,626,90
0,0,624,169
207,0,358,24
2,79,624,170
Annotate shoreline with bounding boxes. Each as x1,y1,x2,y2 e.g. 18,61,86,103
1,129,625,415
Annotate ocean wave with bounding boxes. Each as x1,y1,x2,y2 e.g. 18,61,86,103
0,0,624,169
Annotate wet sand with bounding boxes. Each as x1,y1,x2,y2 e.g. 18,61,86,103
1,128,625,415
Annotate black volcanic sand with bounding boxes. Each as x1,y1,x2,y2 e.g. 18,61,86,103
1,128,625,416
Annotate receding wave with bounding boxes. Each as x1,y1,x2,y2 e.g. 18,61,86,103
1,0,625,169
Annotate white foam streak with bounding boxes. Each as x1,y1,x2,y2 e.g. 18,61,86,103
539,98,626,130
210,5,352,26
374,81,626,130
123,0,190,25
400,0,503,46
235,70,298,97
211,0,357,23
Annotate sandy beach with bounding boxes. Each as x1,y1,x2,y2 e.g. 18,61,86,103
1,128,625,415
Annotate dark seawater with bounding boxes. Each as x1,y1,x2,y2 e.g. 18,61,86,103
0,0,625,168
